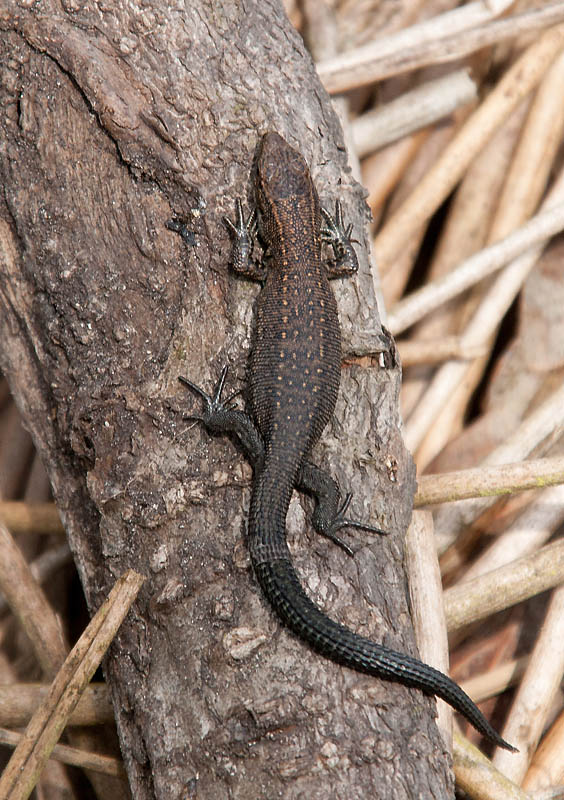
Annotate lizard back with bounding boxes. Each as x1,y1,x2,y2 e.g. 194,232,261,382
249,132,341,461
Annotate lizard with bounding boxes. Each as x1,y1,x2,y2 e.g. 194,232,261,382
177,131,516,753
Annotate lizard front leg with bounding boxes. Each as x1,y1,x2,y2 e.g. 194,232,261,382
321,201,360,278
223,200,266,281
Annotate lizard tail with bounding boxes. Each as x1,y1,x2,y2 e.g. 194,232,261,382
252,557,516,753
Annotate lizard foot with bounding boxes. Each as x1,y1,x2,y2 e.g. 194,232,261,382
314,493,388,557
223,200,266,280
179,366,239,430
179,368,265,467
320,201,359,278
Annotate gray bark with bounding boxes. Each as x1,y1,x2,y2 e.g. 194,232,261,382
0,1,453,797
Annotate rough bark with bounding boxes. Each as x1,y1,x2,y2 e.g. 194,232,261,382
0,1,453,798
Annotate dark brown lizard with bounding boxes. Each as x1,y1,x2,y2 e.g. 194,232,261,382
178,132,515,752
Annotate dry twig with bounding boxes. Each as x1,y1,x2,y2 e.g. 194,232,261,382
351,69,476,157
453,731,530,800
405,511,451,748
444,540,564,632
0,683,113,728
374,25,564,275
0,570,144,800
459,657,528,705
388,202,564,336
415,457,564,507
493,586,564,784
0,728,127,779
318,3,564,93
0,501,64,536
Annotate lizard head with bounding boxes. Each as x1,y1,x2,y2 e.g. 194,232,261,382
256,132,316,205
255,132,320,244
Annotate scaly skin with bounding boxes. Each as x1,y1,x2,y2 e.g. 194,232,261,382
178,132,516,753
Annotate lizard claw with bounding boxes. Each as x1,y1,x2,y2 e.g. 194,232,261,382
318,493,388,557
321,201,356,246
335,492,388,535
179,366,239,428
223,199,258,241
320,201,347,242
223,200,265,279
320,201,359,278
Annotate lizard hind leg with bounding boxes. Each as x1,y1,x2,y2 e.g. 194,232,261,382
178,367,265,470
297,462,388,557
178,366,242,431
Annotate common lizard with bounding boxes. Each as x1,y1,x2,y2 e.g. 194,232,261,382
178,132,515,752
